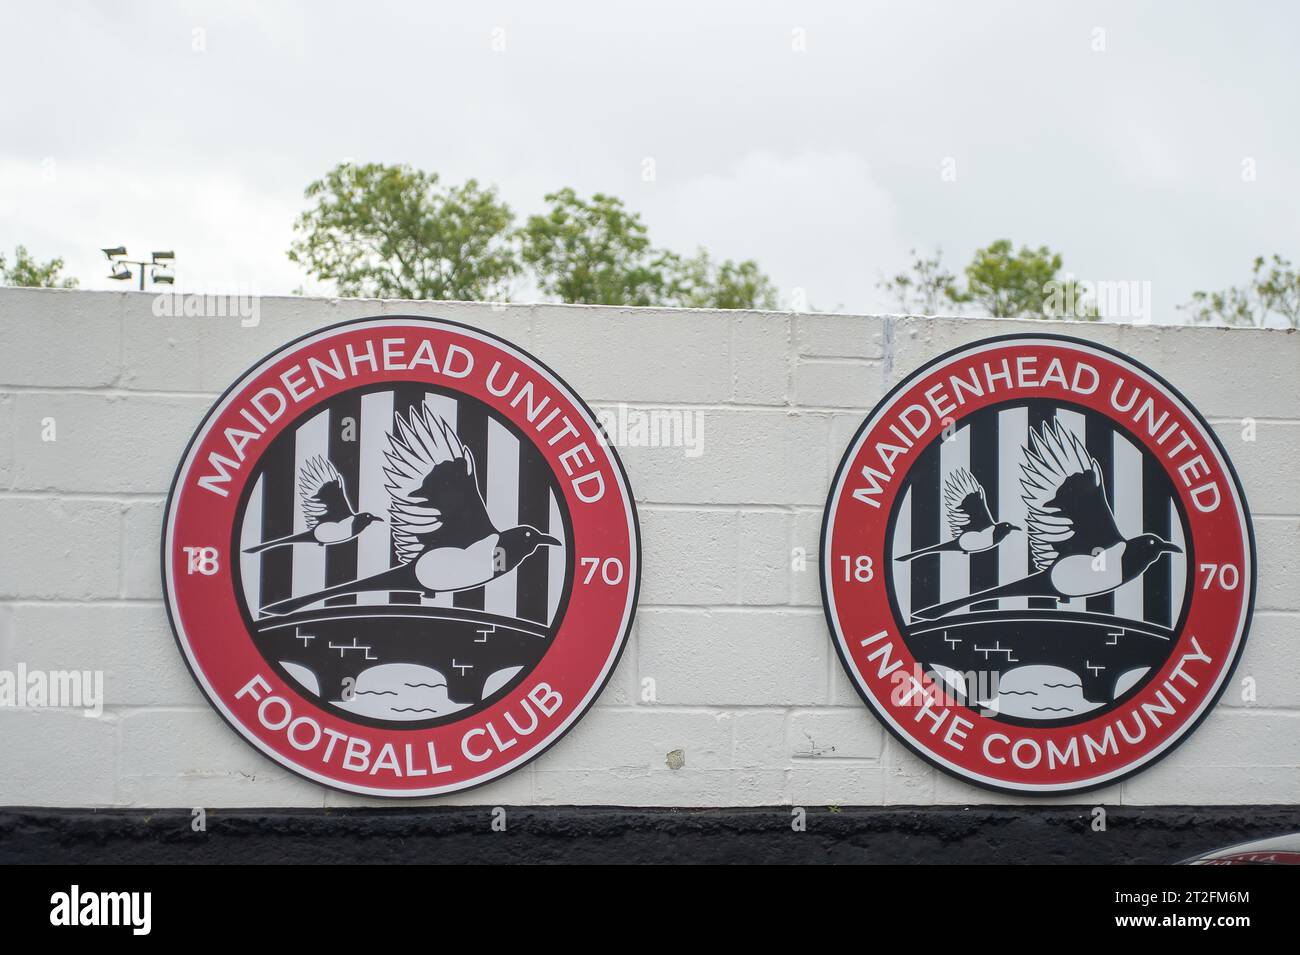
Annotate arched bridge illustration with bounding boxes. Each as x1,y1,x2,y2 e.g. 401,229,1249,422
905,608,1176,706
253,604,552,709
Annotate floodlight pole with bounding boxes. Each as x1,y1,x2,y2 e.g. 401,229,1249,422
118,259,150,291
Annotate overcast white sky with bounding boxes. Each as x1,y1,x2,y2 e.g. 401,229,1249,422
1,0,1295,318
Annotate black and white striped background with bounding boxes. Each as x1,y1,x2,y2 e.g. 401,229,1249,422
889,401,1188,626
235,385,569,626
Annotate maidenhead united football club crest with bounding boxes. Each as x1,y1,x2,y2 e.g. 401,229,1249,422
821,334,1254,795
163,316,640,796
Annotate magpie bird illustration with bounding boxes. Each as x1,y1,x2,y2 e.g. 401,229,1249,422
243,456,382,554
895,467,1019,561
261,403,559,615
912,421,1179,620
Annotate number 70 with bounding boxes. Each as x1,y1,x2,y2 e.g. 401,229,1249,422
1198,563,1240,590
580,557,625,585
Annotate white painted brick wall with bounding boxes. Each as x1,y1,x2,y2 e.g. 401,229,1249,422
0,287,1295,808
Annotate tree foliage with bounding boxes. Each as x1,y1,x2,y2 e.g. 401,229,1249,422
520,191,779,309
289,167,780,310
519,188,668,306
0,245,78,288
1181,255,1300,329
877,248,964,315
662,249,779,310
964,240,1096,319
288,163,520,301
881,241,1096,320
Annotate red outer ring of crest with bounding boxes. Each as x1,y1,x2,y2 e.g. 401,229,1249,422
162,316,640,797
820,334,1254,795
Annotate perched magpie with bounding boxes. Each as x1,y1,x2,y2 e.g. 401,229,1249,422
261,404,559,615
912,421,1179,620
895,467,1018,561
243,455,382,554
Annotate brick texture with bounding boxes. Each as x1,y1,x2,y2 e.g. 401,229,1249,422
0,290,1295,807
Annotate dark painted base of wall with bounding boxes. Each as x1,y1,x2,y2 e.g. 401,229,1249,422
2,805,1297,864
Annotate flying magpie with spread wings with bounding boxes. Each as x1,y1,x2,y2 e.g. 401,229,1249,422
912,420,1179,620
243,455,382,554
261,403,559,615
895,467,1019,561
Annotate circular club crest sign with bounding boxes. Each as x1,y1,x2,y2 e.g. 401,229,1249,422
821,334,1254,794
163,316,640,796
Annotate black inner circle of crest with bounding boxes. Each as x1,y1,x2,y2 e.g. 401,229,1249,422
230,381,576,731
882,398,1194,729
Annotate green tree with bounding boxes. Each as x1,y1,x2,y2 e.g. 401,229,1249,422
663,249,779,310
964,239,1096,320
288,162,519,301
519,188,670,306
879,242,1096,319
877,248,964,315
1181,255,1300,328
0,245,78,288
520,189,779,309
